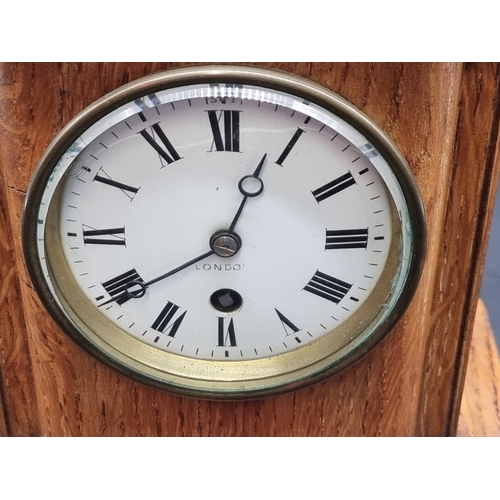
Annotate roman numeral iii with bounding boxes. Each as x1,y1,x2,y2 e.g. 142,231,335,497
325,228,369,249
312,172,356,202
304,271,352,304
151,301,187,338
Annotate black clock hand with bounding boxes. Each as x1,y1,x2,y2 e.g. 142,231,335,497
98,249,215,306
228,153,267,231
142,249,215,288
99,154,267,306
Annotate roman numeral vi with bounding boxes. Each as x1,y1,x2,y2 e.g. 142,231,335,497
218,317,237,347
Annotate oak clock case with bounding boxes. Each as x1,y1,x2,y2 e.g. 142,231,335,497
22,66,426,399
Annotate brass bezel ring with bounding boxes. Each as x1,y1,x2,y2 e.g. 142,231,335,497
22,65,427,400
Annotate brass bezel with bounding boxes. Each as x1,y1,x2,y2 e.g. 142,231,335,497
22,65,427,399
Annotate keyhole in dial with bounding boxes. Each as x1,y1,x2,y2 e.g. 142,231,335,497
210,288,243,314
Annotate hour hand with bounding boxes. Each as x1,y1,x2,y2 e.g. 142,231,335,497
99,154,268,307
229,153,267,231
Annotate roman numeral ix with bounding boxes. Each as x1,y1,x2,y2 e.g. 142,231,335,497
151,301,187,338
312,172,356,203
207,110,241,152
304,271,352,304
325,228,369,250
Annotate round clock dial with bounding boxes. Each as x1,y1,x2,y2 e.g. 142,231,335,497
23,66,426,398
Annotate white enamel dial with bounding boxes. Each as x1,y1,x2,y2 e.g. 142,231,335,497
25,67,425,397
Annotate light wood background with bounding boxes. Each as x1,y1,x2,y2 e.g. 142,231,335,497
0,62,499,436
457,300,500,436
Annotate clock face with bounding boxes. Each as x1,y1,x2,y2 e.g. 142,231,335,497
23,66,426,398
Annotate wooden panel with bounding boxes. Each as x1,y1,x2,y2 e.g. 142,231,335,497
417,63,500,435
457,300,500,437
0,142,41,436
0,62,498,436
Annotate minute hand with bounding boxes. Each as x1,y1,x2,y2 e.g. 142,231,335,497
228,153,267,231
143,250,214,288
99,154,267,307
129,153,269,298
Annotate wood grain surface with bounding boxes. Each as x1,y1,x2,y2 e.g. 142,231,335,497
457,300,500,436
0,62,498,436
